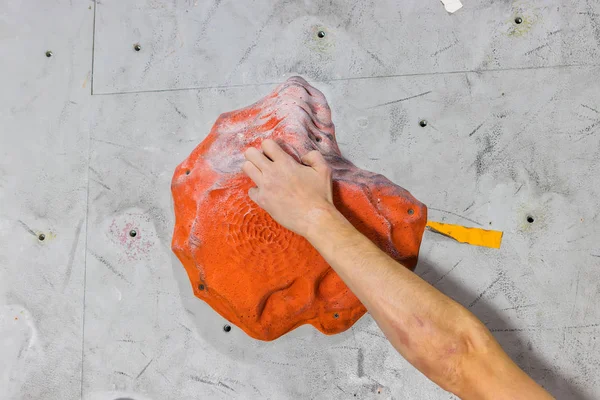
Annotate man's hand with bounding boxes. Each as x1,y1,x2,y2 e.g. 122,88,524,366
243,139,335,237
241,139,553,400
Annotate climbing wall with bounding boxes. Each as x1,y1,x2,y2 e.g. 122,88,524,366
1,0,600,399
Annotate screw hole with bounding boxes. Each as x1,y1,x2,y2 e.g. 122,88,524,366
515,17,523,24
419,120,428,127
527,216,534,223
45,51,53,58
185,169,190,175
315,136,322,143
129,230,137,237
38,233,46,241
223,324,232,333
198,283,205,291
317,30,326,38
333,313,339,318
134,43,142,51
408,209,414,215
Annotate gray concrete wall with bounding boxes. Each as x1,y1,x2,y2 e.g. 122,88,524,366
1,0,599,399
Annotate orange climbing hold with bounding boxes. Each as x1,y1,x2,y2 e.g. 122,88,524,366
171,77,428,341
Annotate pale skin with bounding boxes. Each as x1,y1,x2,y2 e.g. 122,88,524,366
243,139,553,400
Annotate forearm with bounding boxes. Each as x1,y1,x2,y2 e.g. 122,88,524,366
306,206,547,398
242,140,551,399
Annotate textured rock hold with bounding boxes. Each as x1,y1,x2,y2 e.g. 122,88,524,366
171,76,427,341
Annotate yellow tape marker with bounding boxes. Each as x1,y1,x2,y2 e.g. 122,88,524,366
426,221,503,249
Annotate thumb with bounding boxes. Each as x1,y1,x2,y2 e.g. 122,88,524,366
301,150,326,170
248,187,259,204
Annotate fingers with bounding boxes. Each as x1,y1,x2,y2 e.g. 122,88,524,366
242,161,262,185
301,150,327,171
244,147,271,171
261,139,290,162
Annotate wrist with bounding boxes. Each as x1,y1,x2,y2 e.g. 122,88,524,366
303,203,347,243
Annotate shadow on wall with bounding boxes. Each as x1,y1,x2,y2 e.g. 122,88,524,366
417,257,592,400
170,246,592,399
169,252,356,361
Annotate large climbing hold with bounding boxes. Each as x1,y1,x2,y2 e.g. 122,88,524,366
171,77,428,341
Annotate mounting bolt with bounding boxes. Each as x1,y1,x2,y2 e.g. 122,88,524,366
223,324,232,333
198,283,205,291
419,120,428,127
45,51,53,58
408,209,414,215
333,313,339,319
38,233,46,241
317,30,326,38
129,229,137,237
515,17,523,24
134,43,142,51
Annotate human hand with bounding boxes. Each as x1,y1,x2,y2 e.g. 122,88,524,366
242,139,336,238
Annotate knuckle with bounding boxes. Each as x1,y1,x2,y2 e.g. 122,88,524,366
284,157,296,167
262,178,273,189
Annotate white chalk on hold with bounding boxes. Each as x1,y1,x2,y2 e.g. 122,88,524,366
440,0,463,13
